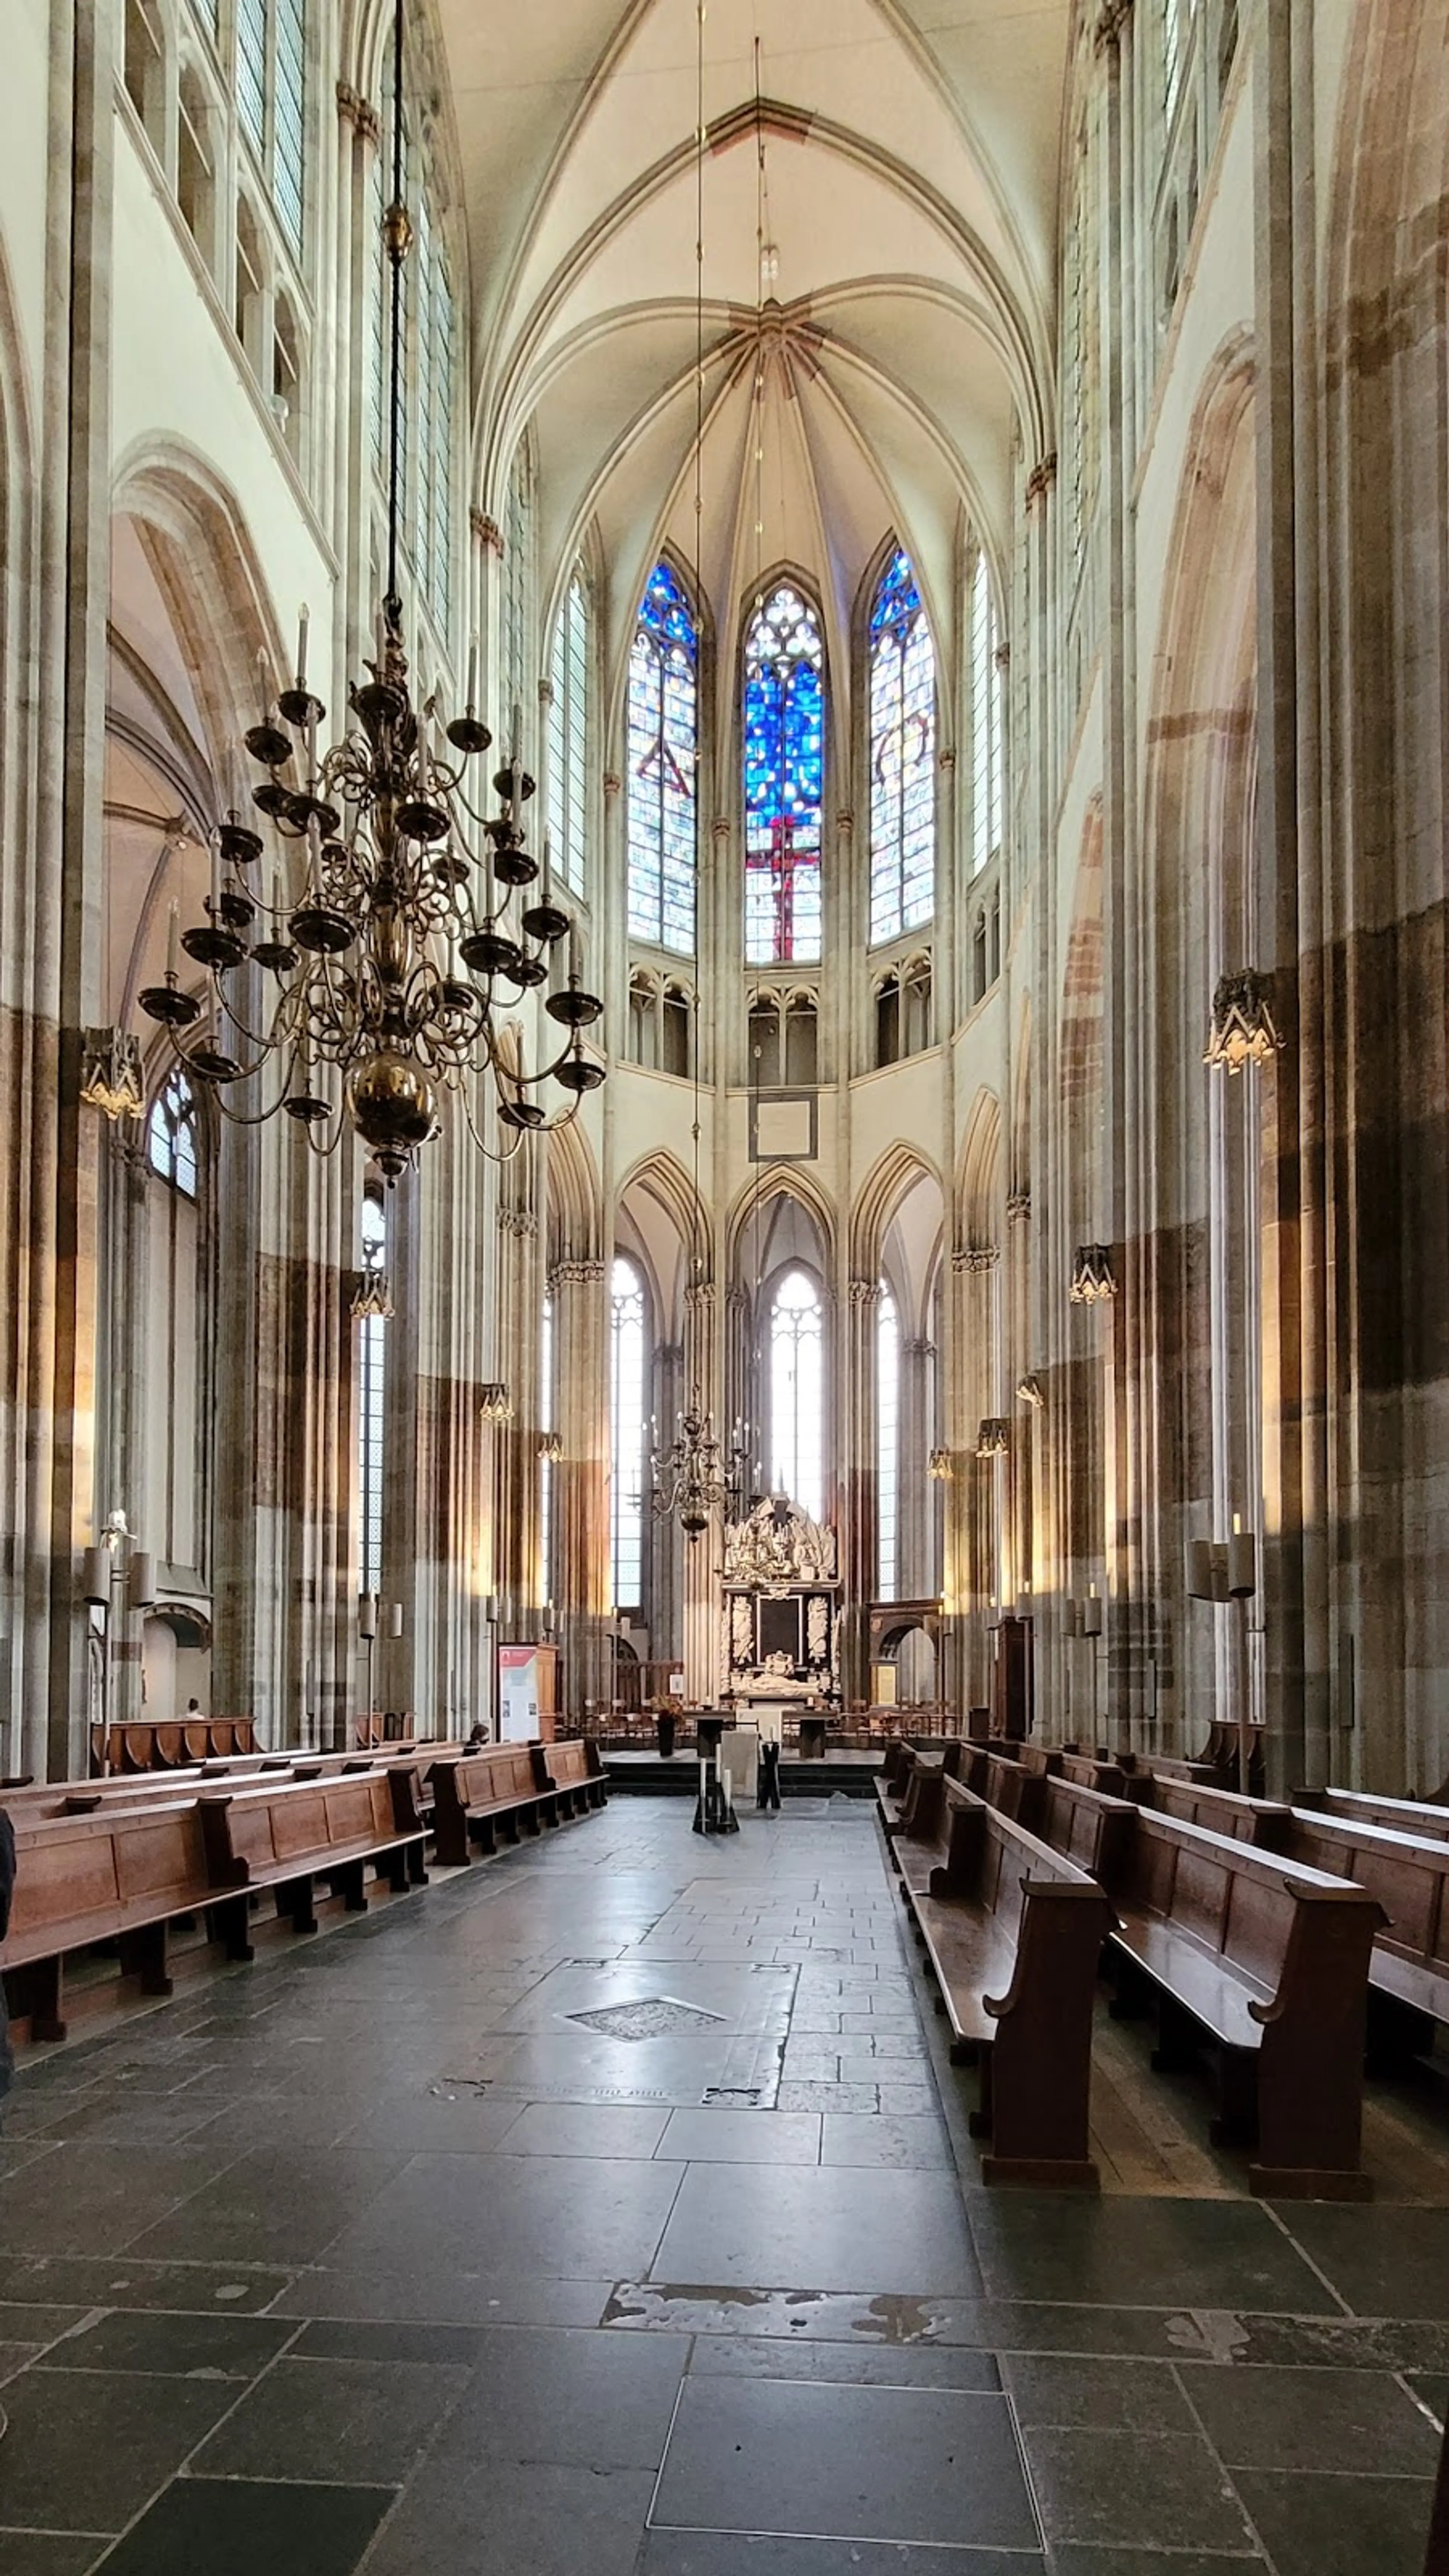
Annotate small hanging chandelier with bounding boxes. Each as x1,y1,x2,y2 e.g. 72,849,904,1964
479,1383,514,1425
138,0,603,1180
1204,969,1283,1075
975,1418,1009,1458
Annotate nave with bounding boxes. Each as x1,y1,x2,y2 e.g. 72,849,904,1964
0,1800,1444,2574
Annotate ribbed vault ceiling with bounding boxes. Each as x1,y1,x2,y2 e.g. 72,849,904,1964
436,0,1068,696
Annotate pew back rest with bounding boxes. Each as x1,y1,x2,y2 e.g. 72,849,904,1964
1148,1776,1294,1849
1288,1810,1449,1969
1040,1774,1139,1880
8,1802,209,1945
449,1746,542,1810
940,1778,1093,1944
1123,1809,1369,1992
1305,1787,1449,1847
980,1748,1041,1830
203,1773,398,1880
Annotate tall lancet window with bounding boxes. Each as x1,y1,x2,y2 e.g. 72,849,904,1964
357,1192,387,1598
539,1287,555,1603
971,550,1004,878
609,1256,646,1610
146,1069,204,1571
549,577,589,894
868,551,935,944
877,1283,899,1601
744,585,824,965
627,562,698,953
769,1267,824,1519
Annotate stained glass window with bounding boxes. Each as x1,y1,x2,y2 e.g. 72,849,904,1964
148,1068,199,1200
627,562,698,954
971,551,1003,878
877,1283,899,1600
770,1267,824,1519
744,587,824,965
235,0,305,249
358,1195,387,1597
236,0,266,155
868,550,935,944
549,578,589,894
609,1257,646,1609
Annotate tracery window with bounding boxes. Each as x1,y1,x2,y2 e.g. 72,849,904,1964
358,1193,387,1597
769,1267,824,1520
970,551,1004,878
744,586,824,966
627,562,698,954
370,65,454,634
549,577,589,895
868,551,935,944
503,452,531,737
877,1284,899,1601
235,0,305,253
609,1256,646,1610
148,1068,199,1198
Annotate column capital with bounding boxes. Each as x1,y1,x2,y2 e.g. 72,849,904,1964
1094,0,1134,55
953,1242,999,1274
848,1277,882,1307
498,1207,538,1239
1007,1189,1032,1225
1025,452,1058,509
549,1256,605,1288
471,509,505,556
336,82,380,145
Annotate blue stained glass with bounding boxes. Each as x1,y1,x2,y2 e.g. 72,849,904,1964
869,546,935,945
628,562,697,954
743,585,824,966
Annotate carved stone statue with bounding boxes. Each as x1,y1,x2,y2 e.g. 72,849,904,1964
723,1496,839,1590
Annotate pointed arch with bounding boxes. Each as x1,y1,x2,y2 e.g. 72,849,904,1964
958,1086,1003,1252
864,539,936,944
851,1141,943,1279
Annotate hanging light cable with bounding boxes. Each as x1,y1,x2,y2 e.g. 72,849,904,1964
138,0,605,1180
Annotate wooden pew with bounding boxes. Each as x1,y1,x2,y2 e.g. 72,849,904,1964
877,1747,941,1844
1296,1785,1449,1845
901,1776,1116,2189
4,1803,220,2039
1145,1774,1294,1849
978,1746,1044,1833
431,1746,560,1865
1104,1806,1384,2198
1281,1806,1449,2063
1038,1772,1140,1881
1060,1749,1132,1800
1,1751,410,1827
544,1738,608,1813
198,1770,426,1956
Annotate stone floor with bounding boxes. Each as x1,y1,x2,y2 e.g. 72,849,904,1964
0,1796,1444,2573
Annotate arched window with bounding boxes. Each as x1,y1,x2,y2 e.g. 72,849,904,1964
609,1256,646,1611
769,1267,824,1519
358,1193,387,1597
236,0,306,252
124,0,168,155
177,66,217,265
744,586,824,966
539,1288,555,1606
549,577,589,895
148,1068,199,1198
628,562,698,954
868,550,935,944
971,551,1003,878
145,1071,205,1572
371,65,453,632
503,450,531,738
877,1283,899,1601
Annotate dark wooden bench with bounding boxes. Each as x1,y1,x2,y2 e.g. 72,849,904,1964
877,1747,943,1844
545,1738,607,1813
198,1770,426,1956
1060,1750,1132,1800
432,1745,559,1864
3,1803,221,2039
1038,1772,1140,1881
978,1746,1044,1833
1104,1806,1384,2198
1145,1775,1293,1849
1281,1806,1449,2064
899,1776,1117,2188
1296,1785,1449,1845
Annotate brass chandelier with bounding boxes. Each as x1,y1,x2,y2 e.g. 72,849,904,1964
139,0,603,1180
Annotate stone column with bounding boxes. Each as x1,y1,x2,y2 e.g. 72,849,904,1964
843,1278,880,1706
551,1256,610,1715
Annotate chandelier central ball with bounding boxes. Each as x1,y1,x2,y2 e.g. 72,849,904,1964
348,1049,441,1177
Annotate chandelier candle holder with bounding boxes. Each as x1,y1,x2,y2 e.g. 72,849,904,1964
138,0,603,1181
480,1383,514,1425
1204,970,1284,1075
1070,1243,1117,1304
650,1397,751,1541
975,1418,1009,1458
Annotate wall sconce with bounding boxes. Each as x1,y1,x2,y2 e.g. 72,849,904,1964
1204,970,1283,1075
1016,1375,1045,1411
926,1446,953,1483
1070,1244,1117,1304
538,1430,564,1462
1185,1521,1257,1601
975,1418,1009,1458
80,1027,145,1124
480,1383,514,1424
